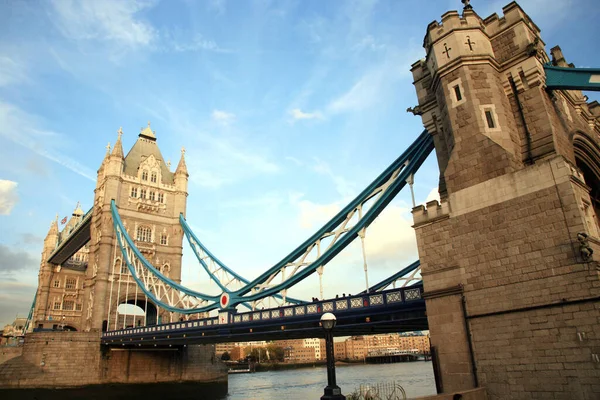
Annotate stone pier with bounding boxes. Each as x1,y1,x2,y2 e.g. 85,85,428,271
0,331,227,397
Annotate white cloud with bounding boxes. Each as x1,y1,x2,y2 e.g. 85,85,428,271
327,45,423,114
289,108,324,121
352,35,386,52
211,110,236,125
0,101,96,181
208,0,227,15
0,57,28,87
155,101,279,189
425,187,440,203
312,158,357,198
49,0,156,48
0,180,19,215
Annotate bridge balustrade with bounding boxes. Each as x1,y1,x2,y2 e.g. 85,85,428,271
101,286,423,344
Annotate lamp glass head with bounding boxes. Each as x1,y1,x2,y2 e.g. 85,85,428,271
320,312,337,330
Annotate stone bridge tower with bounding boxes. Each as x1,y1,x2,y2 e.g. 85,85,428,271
410,2,599,399
84,124,188,332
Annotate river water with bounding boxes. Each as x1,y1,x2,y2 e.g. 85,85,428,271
226,361,436,399
0,361,435,400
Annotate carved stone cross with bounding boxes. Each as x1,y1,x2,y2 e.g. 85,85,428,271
442,43,452,58
465,36,475,51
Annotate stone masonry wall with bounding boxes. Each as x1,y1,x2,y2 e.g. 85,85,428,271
0,331,227,389
471,303,599,400
0,347,22,365
414,159,600,399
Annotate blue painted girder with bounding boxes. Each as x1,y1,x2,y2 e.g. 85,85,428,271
101,285,427,346
544,64,600,91
226,131,434,306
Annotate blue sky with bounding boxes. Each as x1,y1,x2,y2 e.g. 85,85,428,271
1,0,599,327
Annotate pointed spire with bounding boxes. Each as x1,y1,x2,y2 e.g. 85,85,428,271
111,127,124,158
47,215,59,236
73,201,84,217
175,146,188,176
139,121,157,140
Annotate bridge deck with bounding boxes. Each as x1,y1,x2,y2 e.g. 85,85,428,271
102,286,427,347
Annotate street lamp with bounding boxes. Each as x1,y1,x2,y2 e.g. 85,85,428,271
320,313,345,400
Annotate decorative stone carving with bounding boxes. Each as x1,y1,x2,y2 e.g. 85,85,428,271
577,232,594,262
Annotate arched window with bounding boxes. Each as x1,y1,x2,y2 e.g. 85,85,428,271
141,170,148,181
151,172,157,183
574,136,600,234
161,264,170,278
140,189,146,199
160,233,168,245
136,226,152,242
115,258,126,275
131,187,138,198
149,191,155,201
158,193,164,203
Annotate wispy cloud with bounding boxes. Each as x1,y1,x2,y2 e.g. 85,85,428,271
352,35,386,52
327,46,421,114
208,0,227,15
156,101,280,189
49,0,156,48
212,110,236,125
167,34,232,53
0,101,96,181
0,180,19,215
0,56,29,87
289,108,324,122
312,158,357,198
49,1,230,56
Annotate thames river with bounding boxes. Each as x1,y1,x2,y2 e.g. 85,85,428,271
226,361,436,400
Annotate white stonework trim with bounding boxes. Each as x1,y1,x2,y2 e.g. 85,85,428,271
479,104,501,132
447,78,466,108
449,156,577,217
561,96,573,122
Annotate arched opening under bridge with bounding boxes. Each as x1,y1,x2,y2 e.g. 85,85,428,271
574,134,600,234
116,298,158,328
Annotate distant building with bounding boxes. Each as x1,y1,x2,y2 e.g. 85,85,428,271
276,338,325,362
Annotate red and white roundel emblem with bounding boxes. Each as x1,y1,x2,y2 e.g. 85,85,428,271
220,293,230,309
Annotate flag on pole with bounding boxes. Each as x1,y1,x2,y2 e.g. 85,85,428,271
61,216,67,224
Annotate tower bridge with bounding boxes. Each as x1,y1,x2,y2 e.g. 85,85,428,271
1,2,599,399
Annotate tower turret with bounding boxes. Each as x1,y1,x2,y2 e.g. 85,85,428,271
174,147,189,192
33,216,60,327
106,128,125,176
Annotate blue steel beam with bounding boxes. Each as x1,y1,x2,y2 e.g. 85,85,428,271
180,217,305,305
544,64,600,91
111,130,433,313
101,285,427,346
228,132,434,305
112,200,221,313
362,260,421,293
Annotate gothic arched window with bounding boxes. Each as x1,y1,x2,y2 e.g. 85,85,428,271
140,189,146,199
141,170,148,181
151,172,157,183
574,134,600,234
158,193,164,203
149,191,156,201
136,226,152,242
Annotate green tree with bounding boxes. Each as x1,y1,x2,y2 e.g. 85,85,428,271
266,344,285,362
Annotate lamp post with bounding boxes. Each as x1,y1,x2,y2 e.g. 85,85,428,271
320,313,345,400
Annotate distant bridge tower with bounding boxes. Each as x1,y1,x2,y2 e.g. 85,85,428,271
410,2,599,398
33,205,90,331
84,124,189,331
